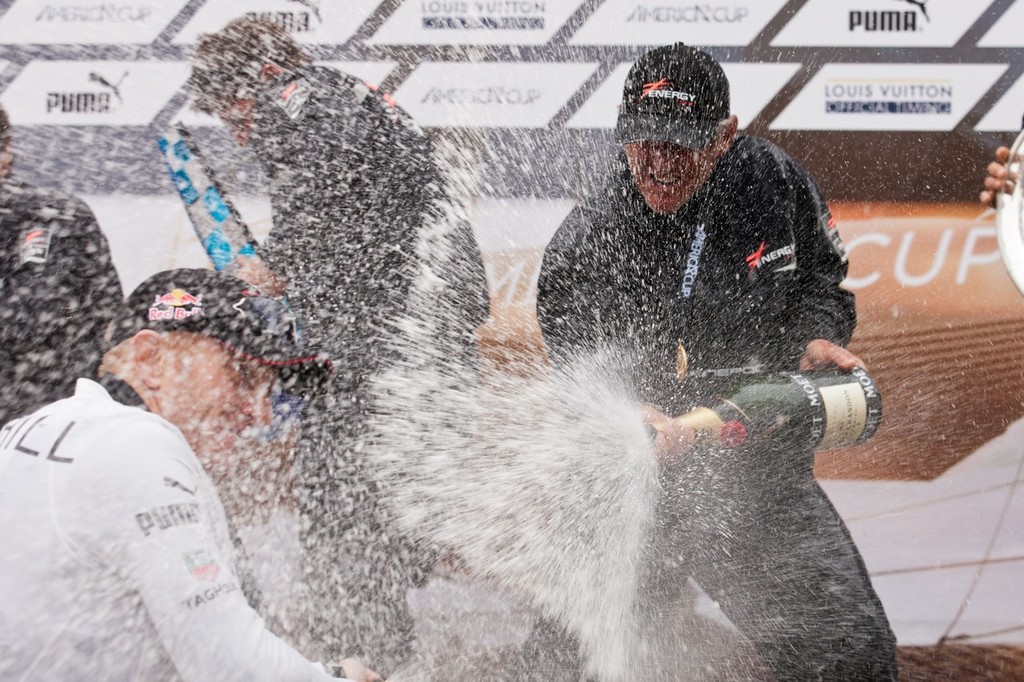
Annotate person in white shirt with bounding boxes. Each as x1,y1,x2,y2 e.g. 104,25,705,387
0,268,382,681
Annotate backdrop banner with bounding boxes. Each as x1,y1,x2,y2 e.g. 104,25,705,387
2,0,1022,668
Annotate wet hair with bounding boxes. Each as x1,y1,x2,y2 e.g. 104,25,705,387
188,16,311,114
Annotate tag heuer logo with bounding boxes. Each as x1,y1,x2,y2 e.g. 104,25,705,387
183,549,221,582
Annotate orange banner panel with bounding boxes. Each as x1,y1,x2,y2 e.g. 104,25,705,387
826,203,1024,479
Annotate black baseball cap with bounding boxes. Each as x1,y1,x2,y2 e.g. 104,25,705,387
615,44,730,149
109,268,331,396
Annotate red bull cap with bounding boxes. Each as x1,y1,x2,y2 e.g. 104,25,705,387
110,268,331,397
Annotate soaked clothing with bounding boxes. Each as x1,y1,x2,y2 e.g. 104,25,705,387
534,136,897,679
247,65,488,673
0,178,122,426
0,379,344,681
539,135,855,410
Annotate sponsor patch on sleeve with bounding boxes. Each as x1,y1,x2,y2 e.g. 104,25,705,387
823,213,848,263
276,78,311,120
183,549,221,582
745,240,796,274
19,225,53,265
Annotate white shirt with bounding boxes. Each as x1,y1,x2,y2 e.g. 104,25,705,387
236,508,315,654
0,379,344,682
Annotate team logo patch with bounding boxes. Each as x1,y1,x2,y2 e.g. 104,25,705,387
746,241,796,272
640,78,695,106
149,289,203,321
745,241,767,270
183,549,221,582
19,225,53,265
277,78,311,120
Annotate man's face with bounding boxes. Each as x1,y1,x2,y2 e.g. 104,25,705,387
623,117,737,214
158,334,277,476
216,98,255,146
624,140,720,214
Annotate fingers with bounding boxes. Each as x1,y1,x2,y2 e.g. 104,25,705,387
987,160,1009,182
338,658,377,682
987,159,1015,188
667,422,696,450
834,344,860,369
639,404,670,429
981,149,1019,206
654,420,695,465
831,346,864,371
639,405,695,464
800,339,864,372
980,178,1016,207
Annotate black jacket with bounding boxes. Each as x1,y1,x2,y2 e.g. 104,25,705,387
250,65,488,385
538,135,855,414
529,138,897,681
245,65,488,672
0,177,122,425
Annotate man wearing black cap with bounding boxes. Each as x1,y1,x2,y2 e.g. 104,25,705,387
185,18,489,674
0,268,389,681
533,45,898,679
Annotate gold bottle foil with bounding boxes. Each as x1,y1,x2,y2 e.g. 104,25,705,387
672,407,725,440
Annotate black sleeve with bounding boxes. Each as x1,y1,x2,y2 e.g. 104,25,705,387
256,69,488,371
536,202,606,367
784,160,857,350
0,193,122,421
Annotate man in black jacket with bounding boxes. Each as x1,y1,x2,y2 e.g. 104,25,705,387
532,44,898,680
186,18,489,675
0,104,123,427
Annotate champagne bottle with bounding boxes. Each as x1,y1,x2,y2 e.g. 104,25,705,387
674,367,883,450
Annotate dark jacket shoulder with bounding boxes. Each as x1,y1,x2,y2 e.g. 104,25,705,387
0,177,96,223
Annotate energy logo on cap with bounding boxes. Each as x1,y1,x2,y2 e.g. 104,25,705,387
149,289,204,321
639,78,695,106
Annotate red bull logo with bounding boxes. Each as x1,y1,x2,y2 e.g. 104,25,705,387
149,288,203,321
